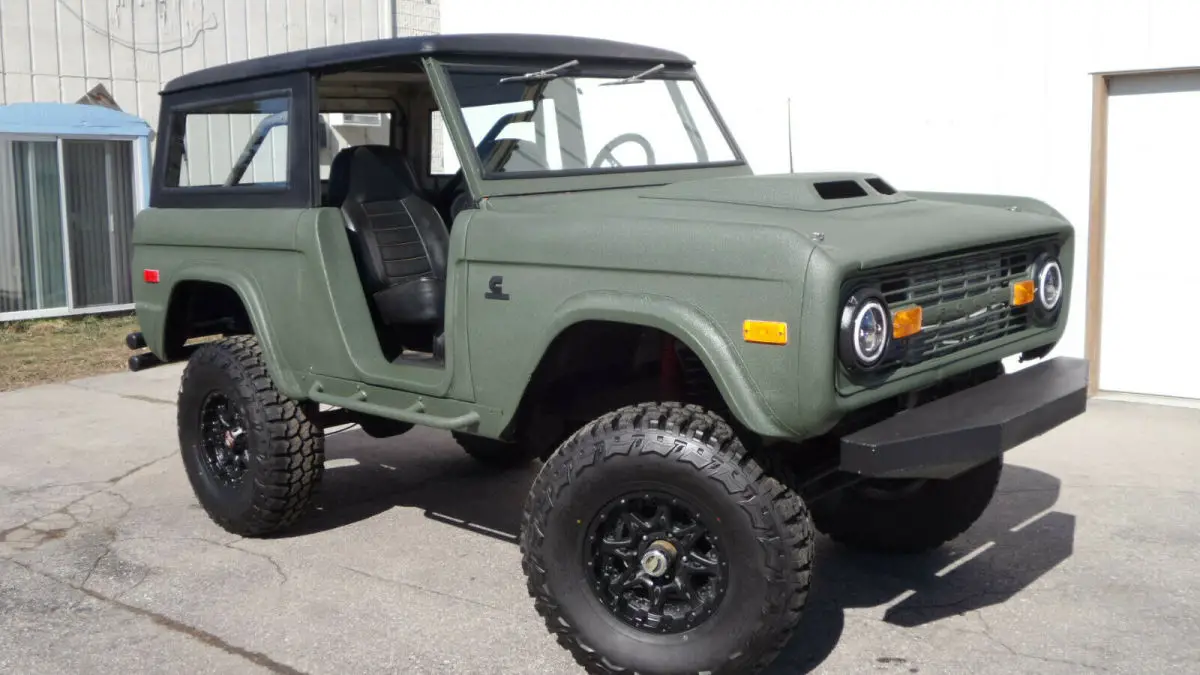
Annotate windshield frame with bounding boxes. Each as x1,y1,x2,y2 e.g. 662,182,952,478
425,57,750,198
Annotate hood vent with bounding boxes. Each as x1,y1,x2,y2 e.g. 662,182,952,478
814,180,869,200
866,177,897,195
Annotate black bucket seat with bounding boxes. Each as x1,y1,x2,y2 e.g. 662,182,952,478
327,145,450,334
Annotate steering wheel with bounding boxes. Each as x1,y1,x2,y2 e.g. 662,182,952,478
436,169,469,220
590,133,655,169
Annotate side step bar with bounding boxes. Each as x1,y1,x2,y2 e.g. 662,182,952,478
307,382,481,431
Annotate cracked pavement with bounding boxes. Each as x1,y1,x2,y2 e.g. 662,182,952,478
2,364,1199,674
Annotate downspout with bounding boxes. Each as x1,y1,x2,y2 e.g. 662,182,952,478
381,0,396,38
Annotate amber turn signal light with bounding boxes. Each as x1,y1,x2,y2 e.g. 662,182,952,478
892,306,923,339
1012,279,1035,306
743,320,788,345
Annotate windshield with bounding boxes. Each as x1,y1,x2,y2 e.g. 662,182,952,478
445,69,738,176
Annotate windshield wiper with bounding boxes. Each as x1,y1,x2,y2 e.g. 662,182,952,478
600,63,665,86
498,59,579,84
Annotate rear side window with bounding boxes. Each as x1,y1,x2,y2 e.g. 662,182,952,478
167,95,290,188
152,73,313,209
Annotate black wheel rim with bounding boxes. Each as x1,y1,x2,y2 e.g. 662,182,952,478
199,392,250,487
585,491,727,634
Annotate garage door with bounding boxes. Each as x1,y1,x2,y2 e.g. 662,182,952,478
1100,74,1200,399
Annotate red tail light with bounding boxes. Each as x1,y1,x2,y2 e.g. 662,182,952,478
143,269,160,283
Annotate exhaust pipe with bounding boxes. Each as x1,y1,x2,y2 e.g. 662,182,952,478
128,352,162,372
126,331,159,371
128,343,201,372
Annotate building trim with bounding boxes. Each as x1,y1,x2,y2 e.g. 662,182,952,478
0,303,135,322
1086,66,1200,397
1091,65,1200,77
1085,74,1108,397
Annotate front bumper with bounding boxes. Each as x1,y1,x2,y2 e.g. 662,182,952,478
840,356,1088,479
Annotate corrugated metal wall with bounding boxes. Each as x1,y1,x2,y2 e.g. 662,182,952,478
0,0,442,129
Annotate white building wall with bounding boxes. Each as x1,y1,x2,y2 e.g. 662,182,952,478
443,0,1200,362
0,0,441,130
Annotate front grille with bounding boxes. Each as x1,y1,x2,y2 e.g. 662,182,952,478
855,238,1051,365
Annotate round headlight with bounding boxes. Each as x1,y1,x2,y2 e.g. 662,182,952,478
840,292,890,368
1036,258,1063,311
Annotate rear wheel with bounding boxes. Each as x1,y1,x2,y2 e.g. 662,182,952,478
811,457,1003,553
520,403,813,675
178,336,324,537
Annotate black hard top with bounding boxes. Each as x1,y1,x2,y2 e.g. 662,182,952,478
162,33,693,94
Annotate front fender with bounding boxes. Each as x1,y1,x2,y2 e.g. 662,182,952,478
533,291,800,438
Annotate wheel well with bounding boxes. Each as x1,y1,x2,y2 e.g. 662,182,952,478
507,321,734,453
163,281,253,360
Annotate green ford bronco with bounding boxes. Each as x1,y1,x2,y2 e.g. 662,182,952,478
125,33,1087,675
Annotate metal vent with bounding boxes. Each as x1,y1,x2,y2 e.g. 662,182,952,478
814,180,868,200
866,177,896,195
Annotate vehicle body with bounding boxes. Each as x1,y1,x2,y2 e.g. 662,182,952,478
127,33,1088,675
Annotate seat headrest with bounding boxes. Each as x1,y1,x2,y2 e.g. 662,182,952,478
326,145,417,207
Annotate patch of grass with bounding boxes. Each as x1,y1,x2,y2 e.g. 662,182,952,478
0,312,142,392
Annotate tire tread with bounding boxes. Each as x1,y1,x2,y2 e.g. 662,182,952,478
520,402,813,675
178,335,323,537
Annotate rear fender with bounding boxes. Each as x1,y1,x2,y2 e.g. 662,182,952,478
157,266,304,399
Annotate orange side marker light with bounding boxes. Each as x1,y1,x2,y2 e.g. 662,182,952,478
892,306,923,339
1012,279,1035,306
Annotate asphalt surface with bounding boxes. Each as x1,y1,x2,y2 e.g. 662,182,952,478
2,363,1199,674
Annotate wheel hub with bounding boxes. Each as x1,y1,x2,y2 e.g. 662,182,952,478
639,540,677,578
586,492,727,634
200,392,249,487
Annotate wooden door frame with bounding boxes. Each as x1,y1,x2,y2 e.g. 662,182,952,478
1086,66,1200,395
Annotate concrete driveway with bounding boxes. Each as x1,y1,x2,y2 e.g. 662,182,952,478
2,364,1199,674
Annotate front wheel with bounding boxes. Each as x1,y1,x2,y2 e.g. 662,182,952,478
810,457,1003,554
520,403,813,675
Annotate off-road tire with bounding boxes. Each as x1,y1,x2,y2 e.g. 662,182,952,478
453,432,540,470
178,335,324,537
811,457,1003,554
520,402,814,675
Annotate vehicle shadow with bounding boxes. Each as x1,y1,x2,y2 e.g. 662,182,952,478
765,464,1075,674
289,428,1075,673
278,426,533,541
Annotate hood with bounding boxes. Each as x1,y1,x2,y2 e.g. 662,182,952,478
491,172,1073,272
639,172,914,213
